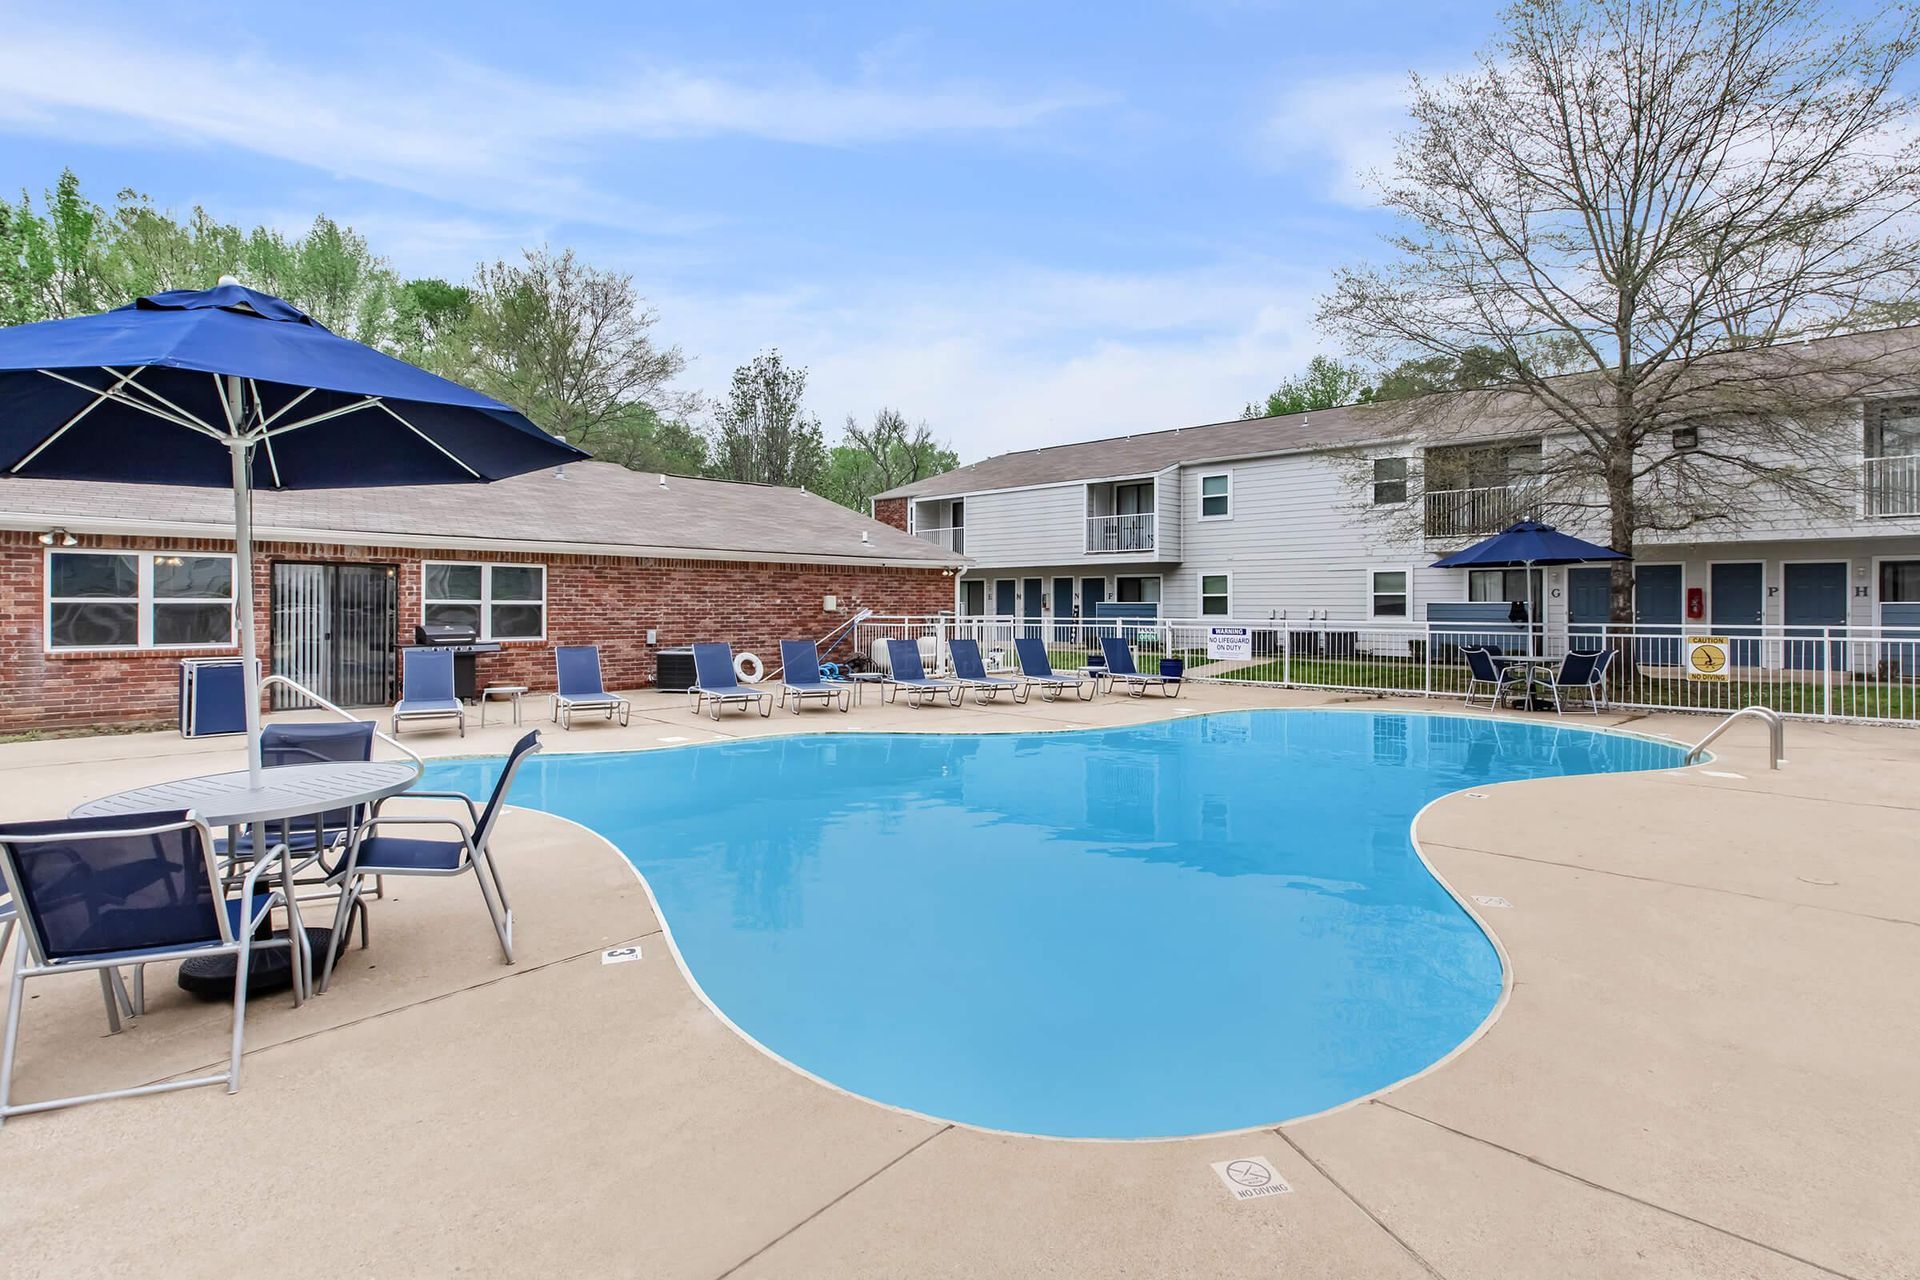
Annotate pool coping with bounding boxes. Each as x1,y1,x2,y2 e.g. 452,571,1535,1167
472,705,1701,1145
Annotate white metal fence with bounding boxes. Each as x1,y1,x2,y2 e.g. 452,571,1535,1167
852,614,1920,725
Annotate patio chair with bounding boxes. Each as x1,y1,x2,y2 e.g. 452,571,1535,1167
778,640,850,713
217,721,377,859
0,811,288,1124
392,647,464,738
883,638,962,708
317,731,540,990
1098,636,1181,698
1540,648,1615,715
1012,637,1098,702
551,644,632,730
688,643,773,719
1462,646,1526,709
947,638,1028,705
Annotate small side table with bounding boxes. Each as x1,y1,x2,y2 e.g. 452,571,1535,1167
480,684,527,726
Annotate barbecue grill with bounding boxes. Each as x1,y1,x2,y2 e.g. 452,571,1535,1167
410,623,502,701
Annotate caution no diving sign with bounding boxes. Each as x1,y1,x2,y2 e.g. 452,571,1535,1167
1686,636,1730,682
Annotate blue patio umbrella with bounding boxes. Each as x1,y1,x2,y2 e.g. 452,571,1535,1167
0,281,587,782
1431,520,1629,657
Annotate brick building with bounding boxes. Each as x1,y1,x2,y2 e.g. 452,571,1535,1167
0,461,964,732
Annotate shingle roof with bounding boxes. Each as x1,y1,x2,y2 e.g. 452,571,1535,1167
878,327,1920,501
0,461,963,568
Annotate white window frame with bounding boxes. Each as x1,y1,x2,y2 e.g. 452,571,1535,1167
1372,456,1410,505
1367,565,1413,621
1114,574,1163,606
421,560,548,642
44,547,237,654
1197,471,1233,521
1199,571,1233,617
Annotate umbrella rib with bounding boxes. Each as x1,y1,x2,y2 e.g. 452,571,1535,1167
108,367,231,437
13,368,223,473
253,383,316,432
246,379,287,488
9,367,148,473
373,401,483,478
255,395,383,441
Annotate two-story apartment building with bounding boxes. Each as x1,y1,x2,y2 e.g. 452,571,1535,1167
873,329,1920,643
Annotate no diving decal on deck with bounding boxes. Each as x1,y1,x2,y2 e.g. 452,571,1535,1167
1211,1156,1292,1201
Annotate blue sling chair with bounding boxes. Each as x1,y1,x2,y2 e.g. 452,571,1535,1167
0,811,290,1123
1012,637,1099,702
688,642,773,719
883,638,962,707
946,638,1028,704
392,647,465,737
778,640,851,713
1098,635,1181,698
552,644,631,729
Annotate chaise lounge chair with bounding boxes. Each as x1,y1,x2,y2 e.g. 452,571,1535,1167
884,638,962,708
689,642,773,719
1098,635,1181,698
551,644,631,729
778,640,851,713
947,638,1027,704
393,647,464,737
1012,637,1098,702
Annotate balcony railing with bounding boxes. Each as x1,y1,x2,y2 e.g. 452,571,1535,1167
913,525,964,553
1865,454,1920,517
1424,484,1535,540
1086,513,1155,554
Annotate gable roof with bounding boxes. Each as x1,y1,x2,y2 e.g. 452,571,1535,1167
879,326,1920,501
0,461,963,569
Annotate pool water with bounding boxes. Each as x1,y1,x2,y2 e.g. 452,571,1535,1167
425,710,1684,1139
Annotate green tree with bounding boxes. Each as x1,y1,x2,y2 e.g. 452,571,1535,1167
436,247,692,463
1242,355,1374,418
817,407,958,511
1369,345,1513,401
710,350,827,488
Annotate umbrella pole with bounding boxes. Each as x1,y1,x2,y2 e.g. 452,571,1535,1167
229,434,265,788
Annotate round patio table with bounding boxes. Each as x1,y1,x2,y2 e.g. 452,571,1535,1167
71,761,420,996
1490,655,1555,712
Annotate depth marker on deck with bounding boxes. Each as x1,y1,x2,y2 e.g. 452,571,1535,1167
1470,895,1513,909
601,945,643,965
657,735,691,744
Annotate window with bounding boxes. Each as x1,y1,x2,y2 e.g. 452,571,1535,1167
1369,569,1409,619
1200,574,1231,616
959,579,986,616
1468,567,1544,617
423,561,546,641
1114,481,1154,515
1199,473,1232,519
46,550,234,651
1116,575,1161,604
1869,399,1920,456
1881,560,1920,603
1372,457,1408,504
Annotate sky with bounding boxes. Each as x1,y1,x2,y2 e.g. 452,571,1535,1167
0,0,1510,462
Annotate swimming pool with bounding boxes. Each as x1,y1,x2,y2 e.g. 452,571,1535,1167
425,710,1686,1139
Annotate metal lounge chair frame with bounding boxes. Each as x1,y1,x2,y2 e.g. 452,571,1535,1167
688,642,773,719
883,638,962,707
0,811,289,1124
551,644,632,729
946,638,1028,705
1097,636,1182,698
1011,637,1098,701
392,646,465,737
777,640,851,713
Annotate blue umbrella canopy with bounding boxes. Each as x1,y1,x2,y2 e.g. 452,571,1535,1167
0,283,585,487
1431,520,1628,569
0,282,588,782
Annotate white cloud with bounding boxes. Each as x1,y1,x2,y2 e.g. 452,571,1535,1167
0,19,1100,227
1264,71,1418,207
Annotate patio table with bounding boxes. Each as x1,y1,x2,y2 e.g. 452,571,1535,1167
1490,655,1555,712
71,761,420,996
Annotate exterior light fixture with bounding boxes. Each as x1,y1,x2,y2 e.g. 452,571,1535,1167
37,527,77,547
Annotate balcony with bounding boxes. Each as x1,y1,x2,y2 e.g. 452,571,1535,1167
1086,513,1155,554
1865,455,1920,516
914,525,965,553
1424,484,1535,540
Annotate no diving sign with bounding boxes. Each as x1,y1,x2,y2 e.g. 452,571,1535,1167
1210,1156,1293,1201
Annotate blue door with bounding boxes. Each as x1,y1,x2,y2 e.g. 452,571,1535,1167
994,579,1016,617
1784,562,1847,671
1634,564,1682,667
1022,578,1044,639
1568,566,1612,645
1052,577,1076,643
1711,563,1764,667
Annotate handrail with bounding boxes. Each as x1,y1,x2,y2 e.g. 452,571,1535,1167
767,607,876,681
261,673,425,782
1685,705,1785,770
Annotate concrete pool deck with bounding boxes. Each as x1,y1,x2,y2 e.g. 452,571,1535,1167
0,685,1913,1278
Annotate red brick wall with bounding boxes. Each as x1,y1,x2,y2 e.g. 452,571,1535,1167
872,497,908,531
0,530,950,732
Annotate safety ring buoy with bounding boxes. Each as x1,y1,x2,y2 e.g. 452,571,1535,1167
734,651,765,683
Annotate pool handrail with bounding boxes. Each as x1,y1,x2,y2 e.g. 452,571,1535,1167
1685,705,1785,770
261,673,425,783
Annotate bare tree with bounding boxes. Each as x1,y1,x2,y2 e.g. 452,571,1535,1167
844,408,953,491
710,349,827,488
1319,0,1920,622
440,247,693,464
